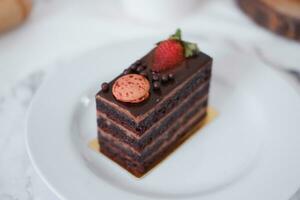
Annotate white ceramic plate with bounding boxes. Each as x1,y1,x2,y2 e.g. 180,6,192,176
26,36,300,200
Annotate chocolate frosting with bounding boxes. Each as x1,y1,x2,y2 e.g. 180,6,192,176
97,50,212,117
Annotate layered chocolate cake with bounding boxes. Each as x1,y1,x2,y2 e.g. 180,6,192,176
95,29,213,177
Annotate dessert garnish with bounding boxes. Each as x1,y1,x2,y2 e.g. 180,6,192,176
153,81,160,90
168,73,174,80
112,74,150,103
101,82,109,92
152,74,159,81
152,29,200,72
161,74,168,83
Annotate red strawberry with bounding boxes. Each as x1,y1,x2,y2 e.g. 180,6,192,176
152,29,200,72
152,39,184,72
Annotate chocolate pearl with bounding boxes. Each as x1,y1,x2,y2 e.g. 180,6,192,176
153,81,160,90
101,82,109,92
140,71,148,77
136,66,144,73
123,69,130,75
130,64,137,71
161,74,168,83
168,73,174,80
152,74,159,81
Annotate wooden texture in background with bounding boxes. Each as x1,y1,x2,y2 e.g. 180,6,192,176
237,0,300,41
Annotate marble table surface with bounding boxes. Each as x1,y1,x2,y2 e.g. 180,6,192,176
0,0,300,199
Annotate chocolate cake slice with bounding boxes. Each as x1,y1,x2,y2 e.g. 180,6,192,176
95,29,213,177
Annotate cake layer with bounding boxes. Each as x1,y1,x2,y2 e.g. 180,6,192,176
100,143,144,177
98,99,207,160
99,105,207,177
97,81,209,151
99,107,206,161
96,51,212,135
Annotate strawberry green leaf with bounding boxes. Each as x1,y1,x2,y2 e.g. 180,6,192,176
183,41,200,58
169,28,182,41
